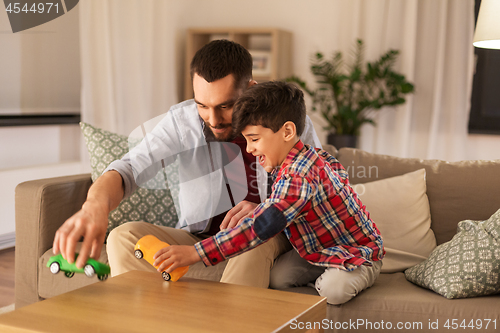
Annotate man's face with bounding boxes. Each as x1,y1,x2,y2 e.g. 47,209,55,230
193,73,243,142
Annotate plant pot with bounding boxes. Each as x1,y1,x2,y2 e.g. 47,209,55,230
327,134,358,149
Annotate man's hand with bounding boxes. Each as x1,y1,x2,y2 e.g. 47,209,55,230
219,200,258,230
52,199,109,269
52,170,124,269
153,245,201,274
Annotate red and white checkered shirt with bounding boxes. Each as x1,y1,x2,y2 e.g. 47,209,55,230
195,140,385,271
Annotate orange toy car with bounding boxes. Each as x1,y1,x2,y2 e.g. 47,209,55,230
134,235,189,281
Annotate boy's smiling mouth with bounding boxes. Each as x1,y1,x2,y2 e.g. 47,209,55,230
257,155,266,166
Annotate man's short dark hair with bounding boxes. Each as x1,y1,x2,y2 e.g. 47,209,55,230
190,39,253,90
232,81,306,136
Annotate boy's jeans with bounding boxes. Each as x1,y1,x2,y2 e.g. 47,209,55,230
269,249,382,305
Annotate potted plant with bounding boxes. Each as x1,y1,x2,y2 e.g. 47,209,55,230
288,39,414,149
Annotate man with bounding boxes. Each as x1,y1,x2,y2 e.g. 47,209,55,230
53,40,322,288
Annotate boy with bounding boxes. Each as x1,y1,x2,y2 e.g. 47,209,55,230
154,81,384,304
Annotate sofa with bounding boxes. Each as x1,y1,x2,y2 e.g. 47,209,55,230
15,144,500,332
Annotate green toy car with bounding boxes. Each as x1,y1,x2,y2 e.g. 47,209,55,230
47,253,110,281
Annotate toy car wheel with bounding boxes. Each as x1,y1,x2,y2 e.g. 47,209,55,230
162,271,171,281
49,262,60,274
64,271,75,278
84,264,95,278
134,250,143,259
98,274,108,281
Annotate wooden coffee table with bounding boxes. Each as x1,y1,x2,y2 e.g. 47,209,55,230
0,270,326,332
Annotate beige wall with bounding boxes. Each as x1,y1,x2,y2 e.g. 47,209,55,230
3,1,499,163
167,0,500,161
0,1,499,240
0,1,81,169
0,5,83,239
0,4,80,114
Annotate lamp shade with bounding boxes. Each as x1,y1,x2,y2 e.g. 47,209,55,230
473,0,500,49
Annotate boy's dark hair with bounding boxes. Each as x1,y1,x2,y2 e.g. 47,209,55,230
233,81,306,136
190,39,253,90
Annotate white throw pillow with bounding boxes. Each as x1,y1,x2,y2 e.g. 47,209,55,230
352,169,437,273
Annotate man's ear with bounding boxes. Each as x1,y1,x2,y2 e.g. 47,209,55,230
282,121,297,142
247,79,258,88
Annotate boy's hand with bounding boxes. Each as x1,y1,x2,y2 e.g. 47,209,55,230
153,245,201,274
220,200,257,230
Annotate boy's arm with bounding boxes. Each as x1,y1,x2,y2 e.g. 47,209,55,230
194,174,314,266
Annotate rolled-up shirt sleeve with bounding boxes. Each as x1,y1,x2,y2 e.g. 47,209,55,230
103,156,140,199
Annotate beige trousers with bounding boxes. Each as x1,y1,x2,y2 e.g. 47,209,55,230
106,222,292,288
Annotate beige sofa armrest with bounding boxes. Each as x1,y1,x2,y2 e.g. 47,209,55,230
15,174,92,308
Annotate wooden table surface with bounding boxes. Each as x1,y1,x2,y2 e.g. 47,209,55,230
0,270,326,332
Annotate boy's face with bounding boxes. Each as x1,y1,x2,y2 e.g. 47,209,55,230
241,124,295,173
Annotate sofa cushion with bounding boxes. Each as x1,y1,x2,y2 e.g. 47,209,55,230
287,273,499,331
351,169,436,273
325,273,500,332
80,122,178,235
287,274,499,332
404,209,500,299
337,148,500,245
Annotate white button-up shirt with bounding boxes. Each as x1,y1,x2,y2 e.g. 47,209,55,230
104,99,322,234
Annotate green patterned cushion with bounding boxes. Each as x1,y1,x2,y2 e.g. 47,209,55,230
80,122,179,235
405,209,500,299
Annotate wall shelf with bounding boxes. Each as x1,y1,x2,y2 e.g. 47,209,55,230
0,114,81,127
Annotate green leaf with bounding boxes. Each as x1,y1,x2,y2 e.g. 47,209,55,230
285,39,414,134
401,82,414,93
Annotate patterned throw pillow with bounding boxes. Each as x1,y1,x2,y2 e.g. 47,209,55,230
80,122,179,235
405,209,500,299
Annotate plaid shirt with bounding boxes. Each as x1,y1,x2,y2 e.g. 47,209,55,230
195,140,385,271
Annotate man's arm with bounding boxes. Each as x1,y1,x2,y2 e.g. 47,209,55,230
52,170,124,268
53,107,188,267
